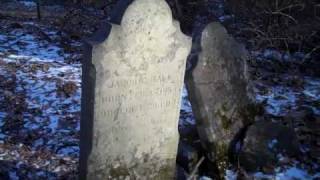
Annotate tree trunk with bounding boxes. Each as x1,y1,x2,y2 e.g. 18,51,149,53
174,0,183,18
36,0,41,20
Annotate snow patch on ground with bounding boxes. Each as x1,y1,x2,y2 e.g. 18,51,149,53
253,49,309,62
225,166,318,180
18,1,37,7
181,85,193,113
2,28,81,140
225,170,237,180
303,77,320,115
256,85,298,116
0,21,81,178
254,166,317,180
255,76,320,116
180,85,196,126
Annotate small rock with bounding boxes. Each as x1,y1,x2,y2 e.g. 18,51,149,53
239,120,301,172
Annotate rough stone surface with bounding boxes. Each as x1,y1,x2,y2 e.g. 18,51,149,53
239,120,301,172
186,22,254,174
80,0,191,179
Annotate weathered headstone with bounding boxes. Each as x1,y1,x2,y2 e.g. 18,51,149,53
186,22,256,175
80,0,191,179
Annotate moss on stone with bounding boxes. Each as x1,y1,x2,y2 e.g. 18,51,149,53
109,166,130,177
216,108,232,130
239,102,264,125
156,165,176,180
221,103,228,112
215,142,229,178
221,114,231,130
89,156,176,179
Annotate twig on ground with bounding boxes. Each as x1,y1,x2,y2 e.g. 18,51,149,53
187,156,205,180
276,3,305,12
265,10,298,24
303,46,320,62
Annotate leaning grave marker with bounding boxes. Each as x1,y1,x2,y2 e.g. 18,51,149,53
186,22,254,175
80,0,191,179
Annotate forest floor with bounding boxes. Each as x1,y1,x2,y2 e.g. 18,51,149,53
0,18,81,179
0,0,319,180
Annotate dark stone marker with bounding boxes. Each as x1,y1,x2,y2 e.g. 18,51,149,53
186,22,255,175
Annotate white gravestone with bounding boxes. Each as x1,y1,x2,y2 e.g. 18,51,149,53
80,0,191,179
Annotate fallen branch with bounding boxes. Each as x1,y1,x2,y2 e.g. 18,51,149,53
303,46,320,62
265,10,298,24
187,156,205,180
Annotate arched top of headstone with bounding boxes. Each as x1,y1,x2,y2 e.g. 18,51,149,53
89,0,178,45
118,0,177,63
201,22,228,44
200,22,248,64
121,0,173,29
109,0,173,25
91,0,189,78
